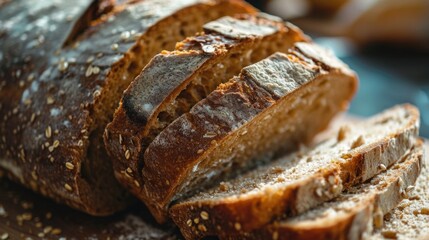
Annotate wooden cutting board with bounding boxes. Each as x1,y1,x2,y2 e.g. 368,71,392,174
0,119,427,239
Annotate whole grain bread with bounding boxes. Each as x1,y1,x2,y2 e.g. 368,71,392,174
104,13,309,221
170,104,420,239
233,139,424,240
371,140,429,240
0,0,255,216
141,43,359,222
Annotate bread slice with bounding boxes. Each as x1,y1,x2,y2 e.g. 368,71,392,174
104,14,309,209
170,104,420,239
372,141,429,240
233,139,424,240
140,43,358,222
0,0,255,216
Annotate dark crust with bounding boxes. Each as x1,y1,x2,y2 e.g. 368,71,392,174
0,0,255,216
140,42,358,223
233,140,424,240
169,104,419,239
104,13,306,214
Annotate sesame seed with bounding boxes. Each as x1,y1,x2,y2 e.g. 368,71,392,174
45,126,52,138
53,140,60,148
193,218,199,224
93,90,101,98
38,233,45,238
65,162,74,170
197,149,204,154
64,183,73,192
134,180,140,187
31,171,38,180
203,132,216,138
111,43,119,51
43,226,52,234
198,224,207,232
92,66,100,75
125,150,131,159
51,228,62,235
86,56,95,63
27,73,35,81
240,130,248,136
234,222,241,231
1,233,9,240
126,167,132,173
46,96,54,105
120,31,131,40
30,113,36,123
48,146,55,152
187,219,192,227
77,140,84,147
200,211,209,220
378,164,387,171
58,59,68,72
119,134,123,144
272,231,279,240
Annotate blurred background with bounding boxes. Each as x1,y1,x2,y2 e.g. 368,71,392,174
246,0,429,137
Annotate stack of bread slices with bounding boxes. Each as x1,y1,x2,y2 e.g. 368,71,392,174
0,0,426,239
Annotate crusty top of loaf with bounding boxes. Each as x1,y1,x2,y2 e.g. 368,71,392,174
122,14,291,124
0,0,246,214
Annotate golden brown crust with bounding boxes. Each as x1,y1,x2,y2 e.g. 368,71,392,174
169,104,419,239
0,0,256,216
104,13,307,218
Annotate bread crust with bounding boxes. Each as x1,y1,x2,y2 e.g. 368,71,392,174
169,104,420,239
0,0,255,216
104,13,307,219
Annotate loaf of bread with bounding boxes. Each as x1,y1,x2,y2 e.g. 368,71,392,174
0,0,255,216
104,13,310,222
170,104,420,239
233,139,423,240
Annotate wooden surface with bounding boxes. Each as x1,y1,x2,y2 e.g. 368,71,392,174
0,119,427,239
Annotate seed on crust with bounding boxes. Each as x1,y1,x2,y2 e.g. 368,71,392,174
64,183,73,192
234,222,241,231
200,211,209,220
65,162,74,170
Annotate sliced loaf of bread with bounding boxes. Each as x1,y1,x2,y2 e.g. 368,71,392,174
140,42,359,222
232,139,424,240
170,104,420,239
372,141,429,240
0,0,255,216
104,14,309,213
